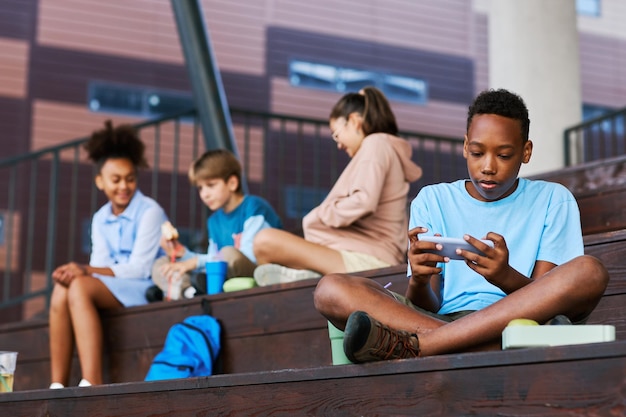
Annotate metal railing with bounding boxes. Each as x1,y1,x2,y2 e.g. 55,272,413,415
0,108,465,323
564,107,626,165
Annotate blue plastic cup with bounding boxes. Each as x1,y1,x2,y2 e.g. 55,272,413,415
205,261,227,295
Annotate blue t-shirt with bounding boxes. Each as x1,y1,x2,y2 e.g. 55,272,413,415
409,178,584,314
185,195,282,269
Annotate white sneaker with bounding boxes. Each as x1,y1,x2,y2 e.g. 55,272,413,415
183,286,197,299
49,382,64,389
78,378,92,387
253,264,321,287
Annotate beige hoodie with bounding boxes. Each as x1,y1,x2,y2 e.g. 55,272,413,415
303,133,422,265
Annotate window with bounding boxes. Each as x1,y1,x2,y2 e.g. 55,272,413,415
577,0,600,17
88,82,194,117
582,104,621,136
288,60,428,105
579,103,625,162
383,75,427,104
582,104,612,121
283,185,328,219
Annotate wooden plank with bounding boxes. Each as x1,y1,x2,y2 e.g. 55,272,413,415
2,341,625,416
11,289,622,390
584,230,626,296
3,224,626,390
0,267,407,390
3,228,626,391
536,155,626,235
587,293,626,339
577,191,626,235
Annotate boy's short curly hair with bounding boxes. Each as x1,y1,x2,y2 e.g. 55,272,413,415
188,149,243,194
467,89,530,142
83,120,148,170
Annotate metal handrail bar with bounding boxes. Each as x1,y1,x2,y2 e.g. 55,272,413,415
568,106,626,130
0,108,197,168
563,106,626,165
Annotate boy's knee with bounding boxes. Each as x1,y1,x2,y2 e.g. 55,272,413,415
314,274,349,313
565,255,609,296
220,246,255,277
581,255,609,290
314,274,337,308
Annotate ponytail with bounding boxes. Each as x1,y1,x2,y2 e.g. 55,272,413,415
360,87,398,136
329,86,398,136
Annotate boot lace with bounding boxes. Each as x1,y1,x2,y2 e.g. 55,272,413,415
372,322,420,360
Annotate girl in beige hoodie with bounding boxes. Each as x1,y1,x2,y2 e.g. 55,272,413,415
253,87,422,286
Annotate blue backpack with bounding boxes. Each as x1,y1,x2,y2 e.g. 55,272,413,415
145,314,221,381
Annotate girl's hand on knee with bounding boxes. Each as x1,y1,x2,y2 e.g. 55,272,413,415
52,263,85,286
64,262,87,278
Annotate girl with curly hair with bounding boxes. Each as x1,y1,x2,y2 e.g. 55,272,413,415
48,121,167,388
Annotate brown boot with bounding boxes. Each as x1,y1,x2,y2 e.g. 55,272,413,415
343,311,420,363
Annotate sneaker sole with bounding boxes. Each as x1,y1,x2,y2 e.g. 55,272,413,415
253,264,284,287
254,264,321,287
343,311,371,363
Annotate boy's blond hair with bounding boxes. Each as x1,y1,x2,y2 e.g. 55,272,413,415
188,149,243,193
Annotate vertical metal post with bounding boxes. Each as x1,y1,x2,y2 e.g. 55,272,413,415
563,129,571,166
170,0,247,192
44,152,60,309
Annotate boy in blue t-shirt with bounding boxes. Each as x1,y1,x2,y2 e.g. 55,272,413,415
314,88,609,362
152,149,282,299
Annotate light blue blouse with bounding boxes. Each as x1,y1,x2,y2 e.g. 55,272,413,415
90,190,166,306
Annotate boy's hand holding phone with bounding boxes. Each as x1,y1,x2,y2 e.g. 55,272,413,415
407,227,445,283
424,231,514,291
462,232,514,289
420,235,494,260
408,228,504,281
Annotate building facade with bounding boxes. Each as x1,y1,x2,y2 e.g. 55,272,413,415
1,0,624,160
0,0,625,320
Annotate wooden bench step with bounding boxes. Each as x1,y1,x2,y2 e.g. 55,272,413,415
2,340,624,416
1,228,625,394
536,154,626,235
0,266,408,390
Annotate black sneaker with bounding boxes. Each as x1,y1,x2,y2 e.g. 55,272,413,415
343,311,420,363
145,285,163,302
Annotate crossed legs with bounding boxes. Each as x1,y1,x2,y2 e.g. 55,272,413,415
314,255,608,357
49,276,122,386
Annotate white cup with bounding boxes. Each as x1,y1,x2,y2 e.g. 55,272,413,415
0,351,18,393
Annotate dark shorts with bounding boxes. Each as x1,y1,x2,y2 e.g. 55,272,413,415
389,291,475,322
389,290,589,324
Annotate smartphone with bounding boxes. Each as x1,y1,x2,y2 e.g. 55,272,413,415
420,236,494,260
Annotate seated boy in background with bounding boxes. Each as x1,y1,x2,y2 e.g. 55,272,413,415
152,149,283,299
314,88,609,362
